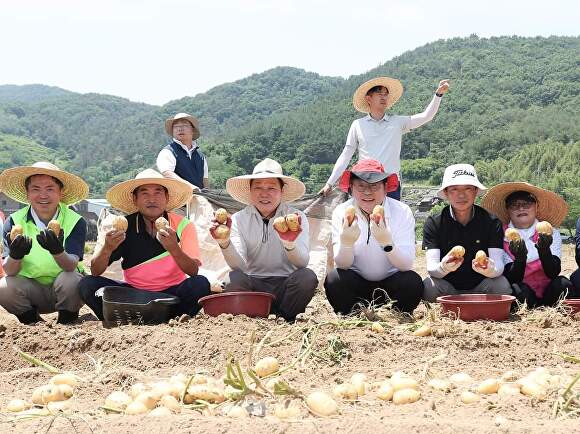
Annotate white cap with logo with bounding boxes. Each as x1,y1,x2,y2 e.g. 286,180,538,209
437,164,487,200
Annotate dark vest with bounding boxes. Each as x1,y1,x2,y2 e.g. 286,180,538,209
165,141,205,188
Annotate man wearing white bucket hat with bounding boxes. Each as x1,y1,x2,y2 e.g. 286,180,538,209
157,113,209,190
319,77,450,200
77,169,210,321
0,162,89,324
209,158,318,321
422,164,511,301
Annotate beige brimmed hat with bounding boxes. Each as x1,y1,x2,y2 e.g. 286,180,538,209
352,76,404,113
481,182,568,226
226,158,305,205
106,169,193,214
0,161,89,205
437,164,487,200
165,113,201,140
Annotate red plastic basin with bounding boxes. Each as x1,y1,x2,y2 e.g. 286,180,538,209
198,291,275,318
437,294,515,321
563,299,580,315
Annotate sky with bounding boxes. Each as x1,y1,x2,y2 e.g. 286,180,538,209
0,0,578,106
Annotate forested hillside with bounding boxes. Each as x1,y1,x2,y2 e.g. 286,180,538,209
0,35,577,215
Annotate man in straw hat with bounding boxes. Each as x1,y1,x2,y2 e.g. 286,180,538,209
157,112,209,190
422,164,511,301
77,169,210,321
209,158,318,321
324,159,423,314
481,182,577,306
0,162,89,324
319,77,450,200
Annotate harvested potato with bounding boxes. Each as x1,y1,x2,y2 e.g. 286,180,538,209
450,372,473,385
10,225,23,242
105,391,132,411
475,250,488,267
159,395,181,413
498,383,521,397
333,383,358,400
215,208,228,225
47,220,61,237
413,324,432,337
500,371,520,382
134,392,158,410
477,378,500,395
505,228,521,242
376,382,394,401
6,399,31,413
50,373,78,387
390,376,419,392
155,217,170,231
460,391,480,404
371,322,384,333
149,406,172,417
214,225,230,239
345,206,356,226
125,401,149,415
449,245,465,258
286,213,300,231
274,401,301,419
392,388,421,404
112,215,128,232
519,380,547,400
149,382,175,400
184,384,225,404
130,383,149,399
227,406,249,418
273,216,289,233
255,356,279,377
536,221,553,235
350,373,369,396
305,391,338,416
31,384,68,405
58,384,74,399
371,205,384,223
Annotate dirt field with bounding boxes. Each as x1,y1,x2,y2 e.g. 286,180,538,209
0,245,578,433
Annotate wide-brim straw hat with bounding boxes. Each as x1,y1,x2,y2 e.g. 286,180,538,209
226,158,305,205
0,161,89,205
352,76,404,113
481,182,568,226
165,113,201,140
106,169,193,214
437,163,487,200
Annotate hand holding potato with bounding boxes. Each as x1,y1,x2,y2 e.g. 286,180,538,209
210,211,232,248
370,217,392,248
274,214,302,249
340,215,361,247
436,79,450,95
440,250,463,274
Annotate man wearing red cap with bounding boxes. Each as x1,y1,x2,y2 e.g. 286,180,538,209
324,159,423,314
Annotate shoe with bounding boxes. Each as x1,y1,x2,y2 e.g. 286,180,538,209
16,309,42,325
57,310,79,324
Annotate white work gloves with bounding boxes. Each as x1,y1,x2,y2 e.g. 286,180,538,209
340,216,361,247
370,218,393,248
472,257,497,278
440,252,463,274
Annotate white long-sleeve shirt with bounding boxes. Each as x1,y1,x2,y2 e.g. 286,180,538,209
326,95,442,186
331,196,416,281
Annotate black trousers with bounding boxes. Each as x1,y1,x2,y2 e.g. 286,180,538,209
570,269,580,296
78,275,211,320
324,268,423,314
511,276,575,308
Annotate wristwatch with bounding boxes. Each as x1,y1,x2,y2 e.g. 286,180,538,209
383,245,393,252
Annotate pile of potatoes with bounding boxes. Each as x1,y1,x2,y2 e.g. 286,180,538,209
5,373,78,416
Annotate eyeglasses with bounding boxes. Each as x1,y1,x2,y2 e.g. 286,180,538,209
352,182,383,193
507,201,536,210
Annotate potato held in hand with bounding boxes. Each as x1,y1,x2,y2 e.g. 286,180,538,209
536,221,553,236
475,250,488,267
370,205,384,223
10,225,23,242
273,216,289,233
214,225,230,239
155,216,169,231
286,213,300,231
112,215,128,232
449,245,465,258
345,206,356,226
505,228,521,242
47,220,61,237
215,208,228,225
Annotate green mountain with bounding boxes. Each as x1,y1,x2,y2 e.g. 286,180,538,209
0,35,578,211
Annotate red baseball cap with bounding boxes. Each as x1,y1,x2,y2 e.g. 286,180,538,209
338,159,399,192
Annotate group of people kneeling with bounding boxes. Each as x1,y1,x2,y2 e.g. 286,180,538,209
0,155,578,326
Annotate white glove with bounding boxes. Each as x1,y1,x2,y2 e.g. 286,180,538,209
370,218,393,248
280,238,296,251
340,216,360,247
472,257,497,278
440,252,463,274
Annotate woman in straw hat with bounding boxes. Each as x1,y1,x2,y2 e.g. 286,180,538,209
481,182,577,307
209,158,318,321
0,162,89,324
319,77,450,201
77,169,210,322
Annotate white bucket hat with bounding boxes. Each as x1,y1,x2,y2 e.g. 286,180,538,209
226,158,305,205
437,164,487,200
165,113,201,140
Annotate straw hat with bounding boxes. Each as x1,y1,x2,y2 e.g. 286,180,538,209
165,113,201,140
0,162,89,205
481,182,568,226
226,158,305,205
437,164,487,200
106,169,193,214
352,77,404,113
